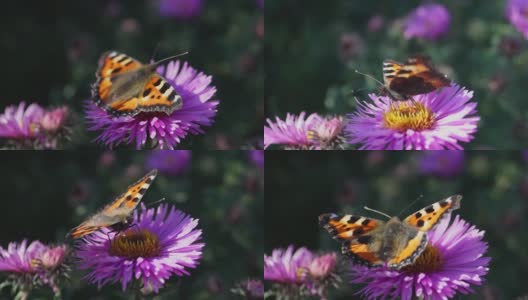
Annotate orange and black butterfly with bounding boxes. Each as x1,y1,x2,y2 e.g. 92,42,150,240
92,51,186,117
381,56,451,100
356,55,450,101
68,169,158,239
319,195,461,269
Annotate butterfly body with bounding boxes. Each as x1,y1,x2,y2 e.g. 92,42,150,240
68,169,158,239
92,51,183,117
382,56,450,100
319,195,461,269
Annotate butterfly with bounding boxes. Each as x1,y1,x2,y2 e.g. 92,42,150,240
92,51,185,117
381,55,451,100
68,169,158,239
319,195,461,269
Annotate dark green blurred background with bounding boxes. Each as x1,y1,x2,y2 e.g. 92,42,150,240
265,151,527,299
266,0,528,148
1,0,263,149
0,151,263,299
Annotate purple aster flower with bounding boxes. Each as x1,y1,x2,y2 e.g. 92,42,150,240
0,240,47,274
31,245,70,297
506,0,528,39
346,84,480,150
0,102,44,139
350,214,490,300
404,4,450,40
0,102,71,149
0,240,70,299
75,203,204,293
264,246,313,284
145,150,191,176
257,0,264,10
159,0,203,19
307,115,347,150
85,60,219,149
265,113,346,150
249,150,264,169
418,151,465,177
264,247,342,299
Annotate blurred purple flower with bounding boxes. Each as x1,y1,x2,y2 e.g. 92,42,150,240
264,246,313,284
368,15,384,32
0,102,70,149
159,0,203,19
249,150,263,169
265,113,346,150
346,84,480,150
257,0,264,9
350,214,490,300
40,107,68,133
146,150,191,176
506,0,528,39
404,4,450,40
85,60,219,149
338,32,365,61
523,150,528,162
76,204,204,293
302,252,341,299
306,253,337,279
418,151,465,177
499,36,523,58
232,279,264,298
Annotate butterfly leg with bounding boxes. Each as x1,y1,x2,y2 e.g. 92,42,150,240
105,230,118,242
128,222,140,233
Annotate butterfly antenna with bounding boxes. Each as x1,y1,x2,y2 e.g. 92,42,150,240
146,197,167,208
363,206,391,220
397,194,423,217
355,70,386,88
152,51,189,67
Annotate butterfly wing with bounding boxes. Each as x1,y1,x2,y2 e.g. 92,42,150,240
92,51,144,116
100,169,158,217
92,51,183,116
136,74,183,114
386,229,428,269
68,214,122,239
404,195,462,231
68,169,158,239
319,213,385,267
383,56,450,98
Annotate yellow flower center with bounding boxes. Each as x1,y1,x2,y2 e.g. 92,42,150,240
109,229,162,259
401,244,444,274
383,102,435,132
